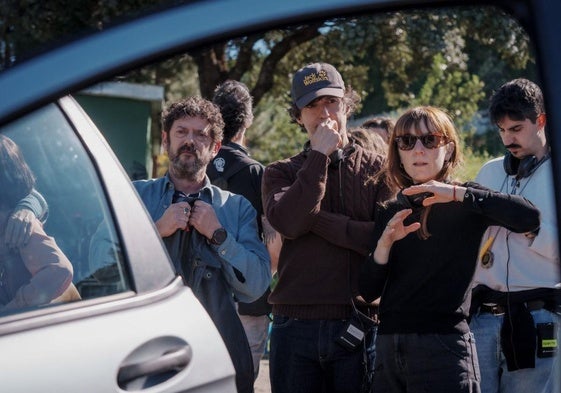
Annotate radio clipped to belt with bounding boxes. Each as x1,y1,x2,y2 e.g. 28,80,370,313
336,299,377,352
537,322,558,358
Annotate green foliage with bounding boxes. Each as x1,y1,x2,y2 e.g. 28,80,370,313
0,0,166,69
414,53,485,126
249,95,307,166
1,2,536,165
456,148,500,182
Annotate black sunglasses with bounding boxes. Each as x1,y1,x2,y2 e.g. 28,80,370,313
395,134,446,150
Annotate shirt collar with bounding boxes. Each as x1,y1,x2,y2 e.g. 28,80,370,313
225,141,250,156
164,172,212,198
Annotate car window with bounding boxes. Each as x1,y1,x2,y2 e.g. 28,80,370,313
0,103,130,314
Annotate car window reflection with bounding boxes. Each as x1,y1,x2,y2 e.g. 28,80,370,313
0,104,130,313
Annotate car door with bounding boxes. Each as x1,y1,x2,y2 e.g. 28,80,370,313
0,96,236,392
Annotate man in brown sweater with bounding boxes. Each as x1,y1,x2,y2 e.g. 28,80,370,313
262,62,390,393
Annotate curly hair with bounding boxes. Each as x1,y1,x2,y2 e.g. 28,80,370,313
212,80,254,143
161,96,224,145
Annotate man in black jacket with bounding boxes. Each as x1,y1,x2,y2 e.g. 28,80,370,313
207,80,281,380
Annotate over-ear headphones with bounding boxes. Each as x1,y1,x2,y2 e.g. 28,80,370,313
503,151,538,179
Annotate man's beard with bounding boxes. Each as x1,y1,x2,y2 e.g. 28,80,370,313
168,144,209,181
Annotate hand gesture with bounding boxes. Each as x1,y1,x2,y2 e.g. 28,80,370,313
310,118,342,156
373,209,421,265
403,180,465,206
155,202,192,237
380,209,421,247
188,200,222,240
4,209,35,248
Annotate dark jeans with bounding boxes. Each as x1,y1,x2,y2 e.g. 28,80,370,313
269,315,376,393
373,332,480,393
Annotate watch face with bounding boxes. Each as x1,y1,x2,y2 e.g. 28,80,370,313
212,228,227,245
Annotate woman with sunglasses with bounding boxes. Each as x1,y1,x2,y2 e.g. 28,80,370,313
359,106,540,393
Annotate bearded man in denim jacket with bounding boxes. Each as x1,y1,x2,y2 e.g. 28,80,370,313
134,96,271,393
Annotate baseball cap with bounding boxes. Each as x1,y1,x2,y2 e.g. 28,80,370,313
291,62,345,109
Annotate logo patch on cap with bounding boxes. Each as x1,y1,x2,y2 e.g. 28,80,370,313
303,70,330,86
291,62,345,109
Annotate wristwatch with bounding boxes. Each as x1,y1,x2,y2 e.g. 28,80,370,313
210,227,227,245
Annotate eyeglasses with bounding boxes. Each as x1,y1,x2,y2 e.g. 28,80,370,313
395,134,447,150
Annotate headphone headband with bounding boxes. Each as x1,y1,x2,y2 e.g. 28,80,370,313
503,151,539,179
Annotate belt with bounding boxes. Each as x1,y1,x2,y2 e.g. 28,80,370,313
357,305,380,323
479,300,546,315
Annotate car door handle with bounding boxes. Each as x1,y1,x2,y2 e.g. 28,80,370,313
117,345,192,387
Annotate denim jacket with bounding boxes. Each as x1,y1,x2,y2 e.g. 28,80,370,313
133,173,271,302
133,174,270,393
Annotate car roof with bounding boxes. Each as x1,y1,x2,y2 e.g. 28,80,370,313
0,0,376,124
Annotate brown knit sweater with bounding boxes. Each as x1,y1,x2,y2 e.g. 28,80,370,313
262,142,391,319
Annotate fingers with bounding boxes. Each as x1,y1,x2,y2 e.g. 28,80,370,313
311,120,341,154
169,202,192,232
189,200,222,239
273,187,290,202
171,199,218,238
379,211,409,249
391,208,413,222
403,181,437,196
179,203,192,231
403,181,455,205
404,222,422,234
319,118,339,132
384,209,418,238
5,210,34,248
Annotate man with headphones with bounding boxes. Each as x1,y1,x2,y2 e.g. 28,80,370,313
261,62,391,393
470,78,560,393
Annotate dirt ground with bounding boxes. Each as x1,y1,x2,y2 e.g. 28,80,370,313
254,359,271,393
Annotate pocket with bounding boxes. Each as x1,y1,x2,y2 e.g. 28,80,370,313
467,332,481,381
272,314,293,328
433,332,480,382
433,332,470,359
